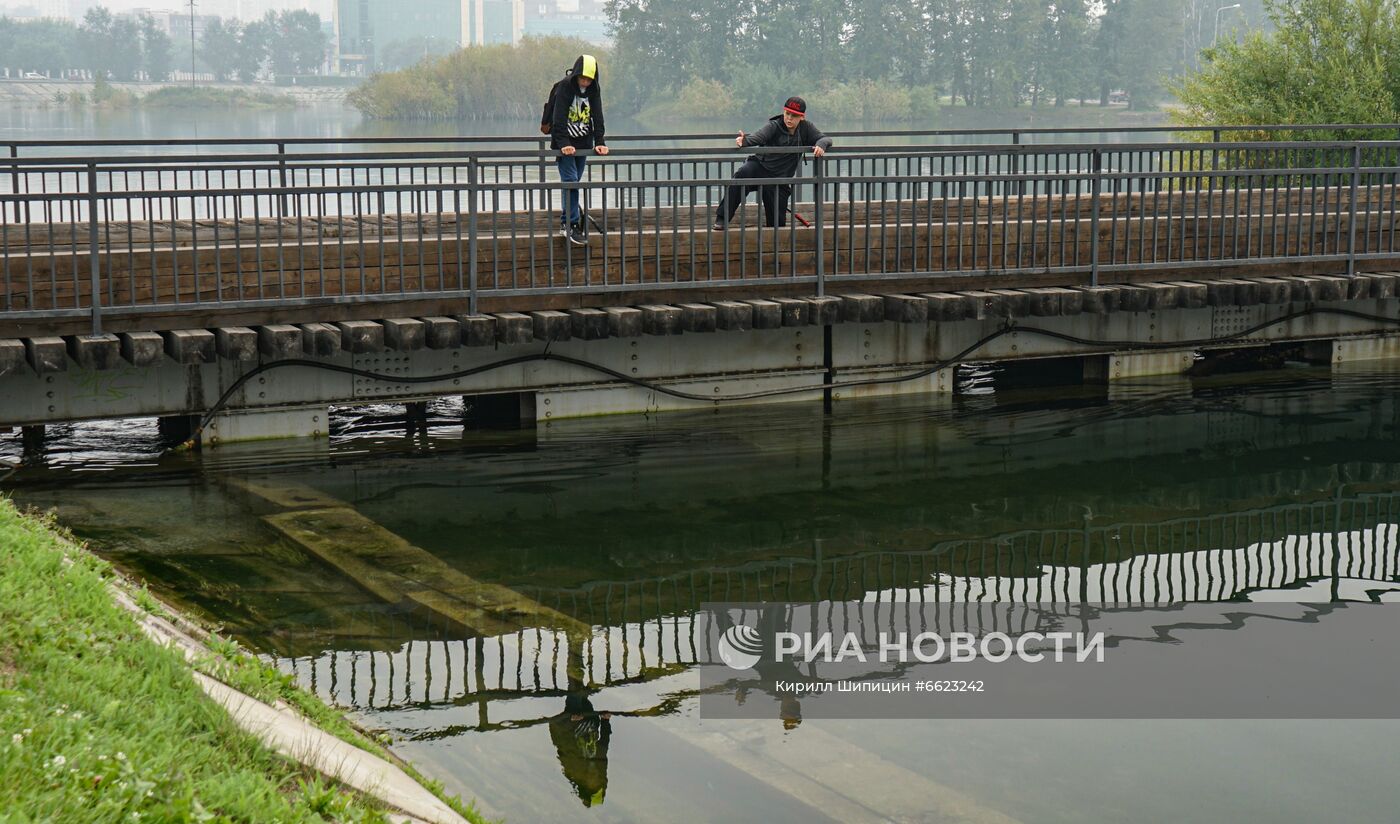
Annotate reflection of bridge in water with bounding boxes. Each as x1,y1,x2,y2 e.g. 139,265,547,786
271,488,1400,717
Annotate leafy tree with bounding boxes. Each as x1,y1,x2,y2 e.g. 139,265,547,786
1172,0,1400,138
0,17,80,77
234,17,272,81
140,14,172,81
265,10,327,76
200,18,239,82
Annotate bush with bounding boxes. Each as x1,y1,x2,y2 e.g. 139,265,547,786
348,36,606,121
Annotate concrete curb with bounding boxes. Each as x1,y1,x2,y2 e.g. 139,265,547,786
106,586,476,824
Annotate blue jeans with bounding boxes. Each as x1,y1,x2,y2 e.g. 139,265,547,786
556,154,588,227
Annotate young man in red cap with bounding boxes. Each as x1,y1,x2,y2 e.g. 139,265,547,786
713,96,831,231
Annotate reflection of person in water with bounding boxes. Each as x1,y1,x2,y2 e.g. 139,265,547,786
549,692,612,807
723,605,815,729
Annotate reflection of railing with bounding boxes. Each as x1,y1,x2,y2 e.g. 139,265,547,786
4,135,1400,335
271,489,1400,714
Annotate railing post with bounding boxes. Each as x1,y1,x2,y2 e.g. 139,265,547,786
1211,129,1221,173
538,137,550,220
86,163,102,335
814,155,825,297
1012,130,1023,197
467,154,480,315
1347,143,1360,278
277,141,288,218
8,144,17,223
1090,149,1102,287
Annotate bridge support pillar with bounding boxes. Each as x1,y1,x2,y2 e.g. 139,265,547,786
1330,334,1400,366
202,406,327,445
1100,350,1197,380
158,415,200,443
21,425,45,459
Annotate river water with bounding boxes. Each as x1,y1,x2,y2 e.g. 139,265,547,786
6,363,1400,822
0,102,1171,152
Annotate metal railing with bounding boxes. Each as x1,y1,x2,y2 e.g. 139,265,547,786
3,134,1400,334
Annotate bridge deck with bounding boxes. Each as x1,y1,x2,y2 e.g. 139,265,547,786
3,185,1397,336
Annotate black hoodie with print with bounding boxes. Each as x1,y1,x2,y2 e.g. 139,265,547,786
550,55,606,151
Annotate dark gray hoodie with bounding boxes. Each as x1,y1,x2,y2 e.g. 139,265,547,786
742,115,833,177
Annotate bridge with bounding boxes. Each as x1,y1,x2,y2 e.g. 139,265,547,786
6,124,1400,441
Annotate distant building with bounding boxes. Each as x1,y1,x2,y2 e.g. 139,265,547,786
333,0,525,75
125,8,220,40
521,13,608,46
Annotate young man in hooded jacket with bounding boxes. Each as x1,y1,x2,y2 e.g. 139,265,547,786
713,96,831,231
550,54,609,245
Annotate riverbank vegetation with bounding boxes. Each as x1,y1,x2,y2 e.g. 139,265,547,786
0,6,328,84
348,36,599,120
52,79,294,110
1172,0,1400,140
0,498,420,821
350,2,1273,122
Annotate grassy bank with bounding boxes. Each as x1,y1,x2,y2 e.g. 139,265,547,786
53,83,296,110
0,497,455,822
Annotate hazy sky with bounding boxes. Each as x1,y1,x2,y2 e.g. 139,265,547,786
1,0,333,21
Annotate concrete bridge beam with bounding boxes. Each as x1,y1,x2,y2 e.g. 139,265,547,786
66,334,121,371
215,328,258,362
119,332,164,367
256,325,302,359
299,323,341,358
0,339,24,377
25,337,67,374
163,329,215,364
422,317,461,349
336,321,384,353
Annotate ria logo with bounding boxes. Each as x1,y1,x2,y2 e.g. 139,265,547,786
718,625,764,670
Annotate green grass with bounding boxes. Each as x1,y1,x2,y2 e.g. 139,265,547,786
192,635,488,823
139,87,295,109
0,498,398,823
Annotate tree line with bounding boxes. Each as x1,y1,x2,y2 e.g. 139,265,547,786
0,7,328,82
606,0,1270,114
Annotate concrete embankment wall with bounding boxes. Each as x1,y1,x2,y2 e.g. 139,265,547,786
0,79,352,105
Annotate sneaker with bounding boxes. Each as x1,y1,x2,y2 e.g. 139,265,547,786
567,222,589,246
711,221,725,231
557,222,570,239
